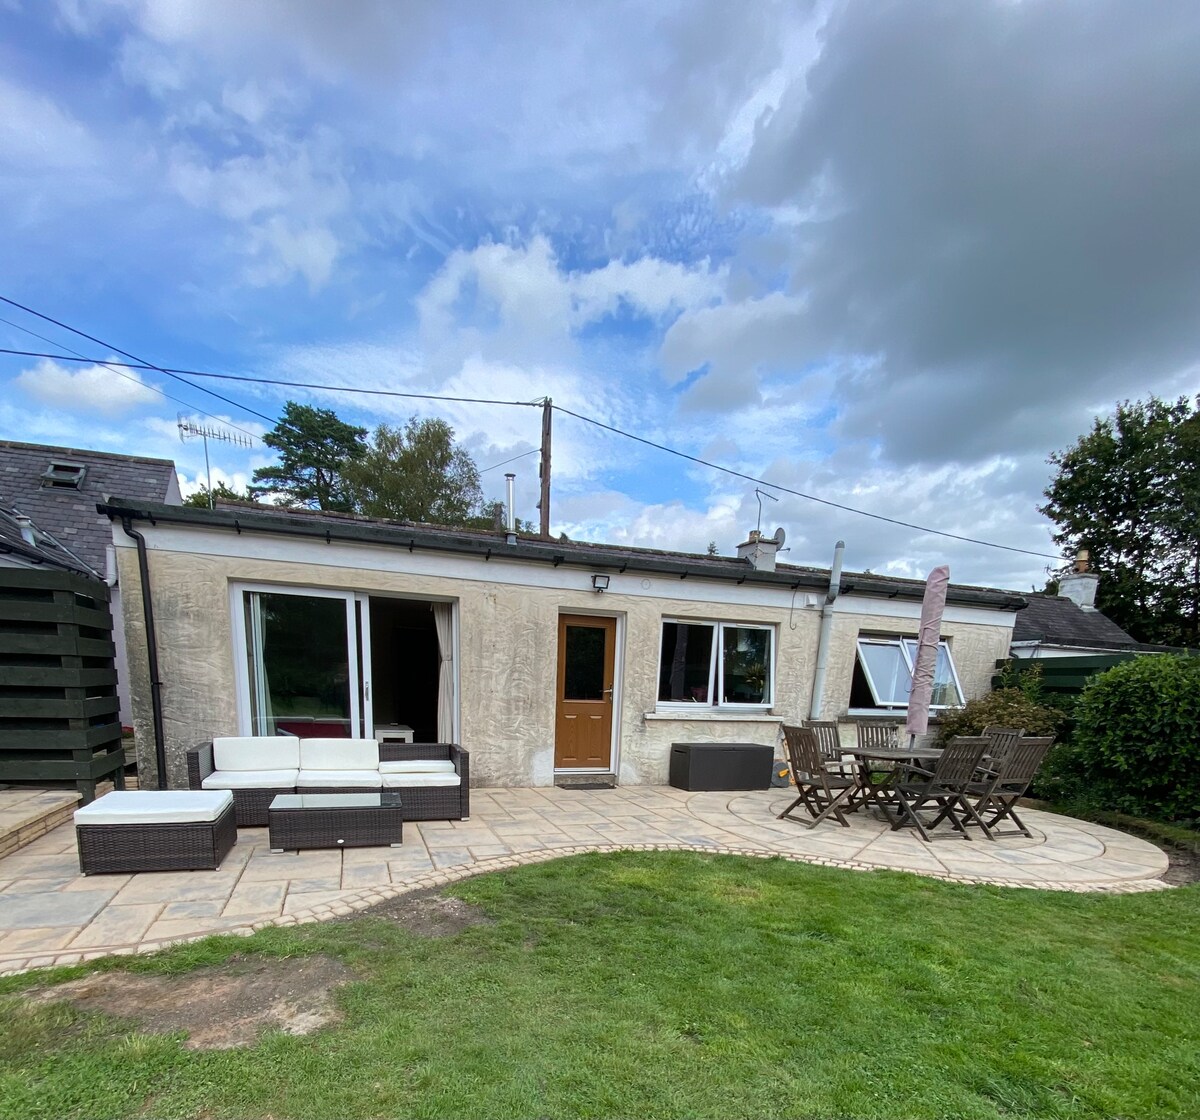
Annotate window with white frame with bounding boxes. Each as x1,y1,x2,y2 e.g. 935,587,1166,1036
849,635,963,712
658,620,775,708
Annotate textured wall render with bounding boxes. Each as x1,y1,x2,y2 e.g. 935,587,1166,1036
114,539,1013,788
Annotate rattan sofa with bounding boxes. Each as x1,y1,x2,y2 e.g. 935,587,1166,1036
187,737,469,827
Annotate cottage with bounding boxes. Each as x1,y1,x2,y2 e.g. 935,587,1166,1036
98,498,1026,789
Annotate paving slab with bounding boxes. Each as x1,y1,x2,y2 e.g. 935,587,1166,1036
0,785,1174,972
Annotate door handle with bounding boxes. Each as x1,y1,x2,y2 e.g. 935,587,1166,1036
602,687,614,698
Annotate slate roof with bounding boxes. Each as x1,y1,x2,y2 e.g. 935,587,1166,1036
97,496,1028,611
0,504,95,573
1011,593,1136,650
0,442,180,576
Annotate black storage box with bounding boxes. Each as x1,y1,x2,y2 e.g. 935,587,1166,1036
669,742,774,791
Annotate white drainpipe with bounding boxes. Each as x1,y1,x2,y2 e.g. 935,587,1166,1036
809,540,845,719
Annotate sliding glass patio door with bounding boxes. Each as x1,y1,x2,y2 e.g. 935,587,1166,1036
237,587,370,738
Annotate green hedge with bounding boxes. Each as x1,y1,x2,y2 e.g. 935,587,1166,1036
1070,655,1200,822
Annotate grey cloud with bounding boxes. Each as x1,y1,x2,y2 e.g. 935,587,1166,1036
719,0,1200,463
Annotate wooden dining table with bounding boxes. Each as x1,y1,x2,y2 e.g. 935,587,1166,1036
845,745,944,815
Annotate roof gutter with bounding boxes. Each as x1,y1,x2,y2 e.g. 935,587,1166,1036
120,516,167,790
97,499,1028,612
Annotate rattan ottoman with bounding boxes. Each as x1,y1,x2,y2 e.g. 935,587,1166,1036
268,792,403,851
74,790,237,875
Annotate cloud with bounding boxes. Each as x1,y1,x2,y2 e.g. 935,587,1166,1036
712,0,1200,464
0,76,99,170
15,359,161,416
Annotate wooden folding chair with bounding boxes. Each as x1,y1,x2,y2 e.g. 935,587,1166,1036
777,725,863,829
856,722,900,751
975,735,1056,837
890,736,993,842
802,719,851,774
981,725,1025,756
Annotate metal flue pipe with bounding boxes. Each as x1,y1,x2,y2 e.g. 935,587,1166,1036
809,540,845,719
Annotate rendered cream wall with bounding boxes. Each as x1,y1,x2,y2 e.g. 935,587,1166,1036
115,536,1013,788
813,609,1014,747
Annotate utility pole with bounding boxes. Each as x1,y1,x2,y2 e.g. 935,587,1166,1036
538,398,552,537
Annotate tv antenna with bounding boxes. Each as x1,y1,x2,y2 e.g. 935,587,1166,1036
178,417,255,508
754,488,779,535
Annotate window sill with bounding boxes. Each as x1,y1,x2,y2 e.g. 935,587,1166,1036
644,710,781,723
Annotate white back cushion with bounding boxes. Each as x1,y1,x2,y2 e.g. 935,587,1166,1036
378,759,456,775
213,736,301,771
381,772,461,788
299,738,380,770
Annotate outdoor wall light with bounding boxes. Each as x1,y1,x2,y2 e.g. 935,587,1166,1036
591,574,611,593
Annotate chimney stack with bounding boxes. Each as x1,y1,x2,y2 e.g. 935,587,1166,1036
736,529,779,572
1059,549,1099,610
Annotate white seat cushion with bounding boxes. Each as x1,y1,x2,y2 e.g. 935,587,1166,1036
75,790,234,826
377,759,456,775
213,736,301,771
298,738,380,771
381,772,461,788
201,769,298,790
296,769,382,788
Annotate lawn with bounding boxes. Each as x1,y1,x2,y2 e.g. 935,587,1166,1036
1,851,1197,1120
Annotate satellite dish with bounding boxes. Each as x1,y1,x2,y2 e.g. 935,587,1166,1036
772,526,787,547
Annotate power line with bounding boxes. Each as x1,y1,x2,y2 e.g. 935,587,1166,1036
0,326,262,444
553,404,1063,561
0,296,277,425
0,343,1061,560
479,448,539,474
0,348,544,410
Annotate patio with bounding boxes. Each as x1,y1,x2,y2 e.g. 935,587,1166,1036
0,784,1171,975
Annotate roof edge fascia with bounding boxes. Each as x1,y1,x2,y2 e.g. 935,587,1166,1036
97,498,1027,612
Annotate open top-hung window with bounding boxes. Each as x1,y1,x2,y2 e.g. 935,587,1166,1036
850,635,963,712
658,620,774,708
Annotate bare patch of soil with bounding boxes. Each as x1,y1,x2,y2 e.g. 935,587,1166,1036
348,887,494,937
29,955,354,1050
1162,845,1200,886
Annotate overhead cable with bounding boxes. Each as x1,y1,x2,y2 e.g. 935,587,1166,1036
0,343,1061,560
0,296,276,425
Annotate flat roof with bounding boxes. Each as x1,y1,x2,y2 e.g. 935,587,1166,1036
98,497,1028,612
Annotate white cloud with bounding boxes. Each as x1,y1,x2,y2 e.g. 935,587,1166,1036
15,359,161,416
247,217,339,291
0,77,99,170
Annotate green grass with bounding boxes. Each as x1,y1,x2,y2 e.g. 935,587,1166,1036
1,852,1198,1119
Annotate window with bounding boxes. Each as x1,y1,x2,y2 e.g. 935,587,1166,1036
658,620,774,708
41,460,87,489
849,635,963,712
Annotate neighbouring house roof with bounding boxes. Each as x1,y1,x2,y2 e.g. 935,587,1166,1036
0,504,97,573
96,497,1029,612
1010,593,1136,650
0,441,181,577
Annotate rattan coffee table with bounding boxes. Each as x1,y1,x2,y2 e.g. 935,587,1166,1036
268,792,403,852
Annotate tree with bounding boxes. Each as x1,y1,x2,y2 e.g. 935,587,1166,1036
250,402,367,512
1040,396,1200,646
182,481,255,509
342,416,483,525
460,499,535,534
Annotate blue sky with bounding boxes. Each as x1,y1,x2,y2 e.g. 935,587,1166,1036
2,0,1198,592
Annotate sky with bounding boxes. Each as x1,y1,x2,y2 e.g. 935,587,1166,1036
2,0,1198,592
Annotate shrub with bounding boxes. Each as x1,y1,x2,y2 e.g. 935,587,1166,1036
1070,654,1200,822
935,688,1064,745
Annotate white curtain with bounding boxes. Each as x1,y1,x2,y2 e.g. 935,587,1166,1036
432,602,455,742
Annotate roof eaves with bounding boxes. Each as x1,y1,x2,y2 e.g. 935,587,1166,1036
97,498,1027,611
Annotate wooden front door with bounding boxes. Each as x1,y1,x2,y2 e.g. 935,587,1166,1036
554,614,616,769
